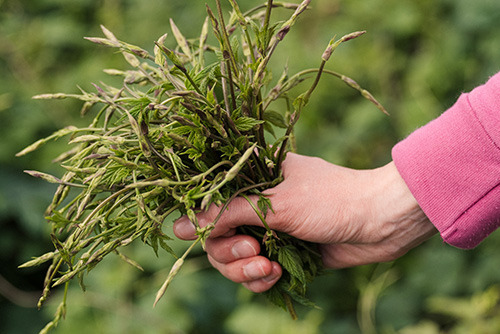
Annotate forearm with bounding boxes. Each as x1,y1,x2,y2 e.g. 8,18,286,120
392,72,500,248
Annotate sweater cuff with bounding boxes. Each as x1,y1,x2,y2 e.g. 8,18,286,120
392,73,500,249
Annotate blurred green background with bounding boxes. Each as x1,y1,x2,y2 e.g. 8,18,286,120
1,0,500,333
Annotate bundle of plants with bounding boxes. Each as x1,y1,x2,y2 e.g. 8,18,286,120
18,0,386,332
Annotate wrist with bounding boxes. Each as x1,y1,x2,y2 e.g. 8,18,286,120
368,162,437,256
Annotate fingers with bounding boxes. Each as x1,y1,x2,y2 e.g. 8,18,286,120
207,254,269,283
172,195,283,293
204,235,260,263
173,216,197,240
208,254,282,293
242,262,282,293
204,235,282,293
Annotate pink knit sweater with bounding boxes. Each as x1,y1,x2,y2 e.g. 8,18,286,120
392,72,500,249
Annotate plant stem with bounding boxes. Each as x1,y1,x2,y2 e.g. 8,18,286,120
221,57,237,113
228,0,256,63
192,143,256,199
215,0,239,75
263,0,274,51
241,194,272,231
200,180,275,236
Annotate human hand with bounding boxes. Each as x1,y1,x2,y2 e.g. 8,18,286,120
173,153,437,293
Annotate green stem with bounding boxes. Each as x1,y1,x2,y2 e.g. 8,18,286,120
72,187,134,247
182,70,204,96
279,68,388,114
198,17,209,67
244,29,257,63
241,194,272,231
242,2,300,18
255,91,267,152
228,0,256,63
262,0,274,51
128,160,233,189
199,181,274,236
192,143,256,199
167,151,181,182
222,58,237,113
252,0,311,87
215,0,239,75
305,62,326,100
38,257,64,308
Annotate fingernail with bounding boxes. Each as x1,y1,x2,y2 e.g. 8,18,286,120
232,240,257,258
243,262,266,280
263,263,281,283
173,218,196,238
263,272,279,283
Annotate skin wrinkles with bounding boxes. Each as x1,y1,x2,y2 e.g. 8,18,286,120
174,153,438,292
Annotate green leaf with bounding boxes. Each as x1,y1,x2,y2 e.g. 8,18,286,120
159,236,176,257
234,116,265,132
234,136,247,152
264,110,287,128
278,245,306,285
206,85,217,105
46,210,74,229
279,280,319,309
148,232,160,257
264,285,288,311
257,194,273,217
264,121,276,137
220,145,238,159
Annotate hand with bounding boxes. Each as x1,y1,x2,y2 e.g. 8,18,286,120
173,153,437,293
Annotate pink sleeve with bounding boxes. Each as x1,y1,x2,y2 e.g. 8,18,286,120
392,72,500,249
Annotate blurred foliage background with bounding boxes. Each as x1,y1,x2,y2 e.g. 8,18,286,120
1,0,500,333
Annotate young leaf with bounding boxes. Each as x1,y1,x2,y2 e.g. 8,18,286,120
278,245,306,285
264,110,287,128
234,116,265,132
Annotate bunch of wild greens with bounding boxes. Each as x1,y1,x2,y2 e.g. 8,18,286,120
18,0,386,331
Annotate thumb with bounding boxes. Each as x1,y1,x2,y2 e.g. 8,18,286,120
173,195,267,240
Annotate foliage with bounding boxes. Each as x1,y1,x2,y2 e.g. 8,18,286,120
15,1,385,331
